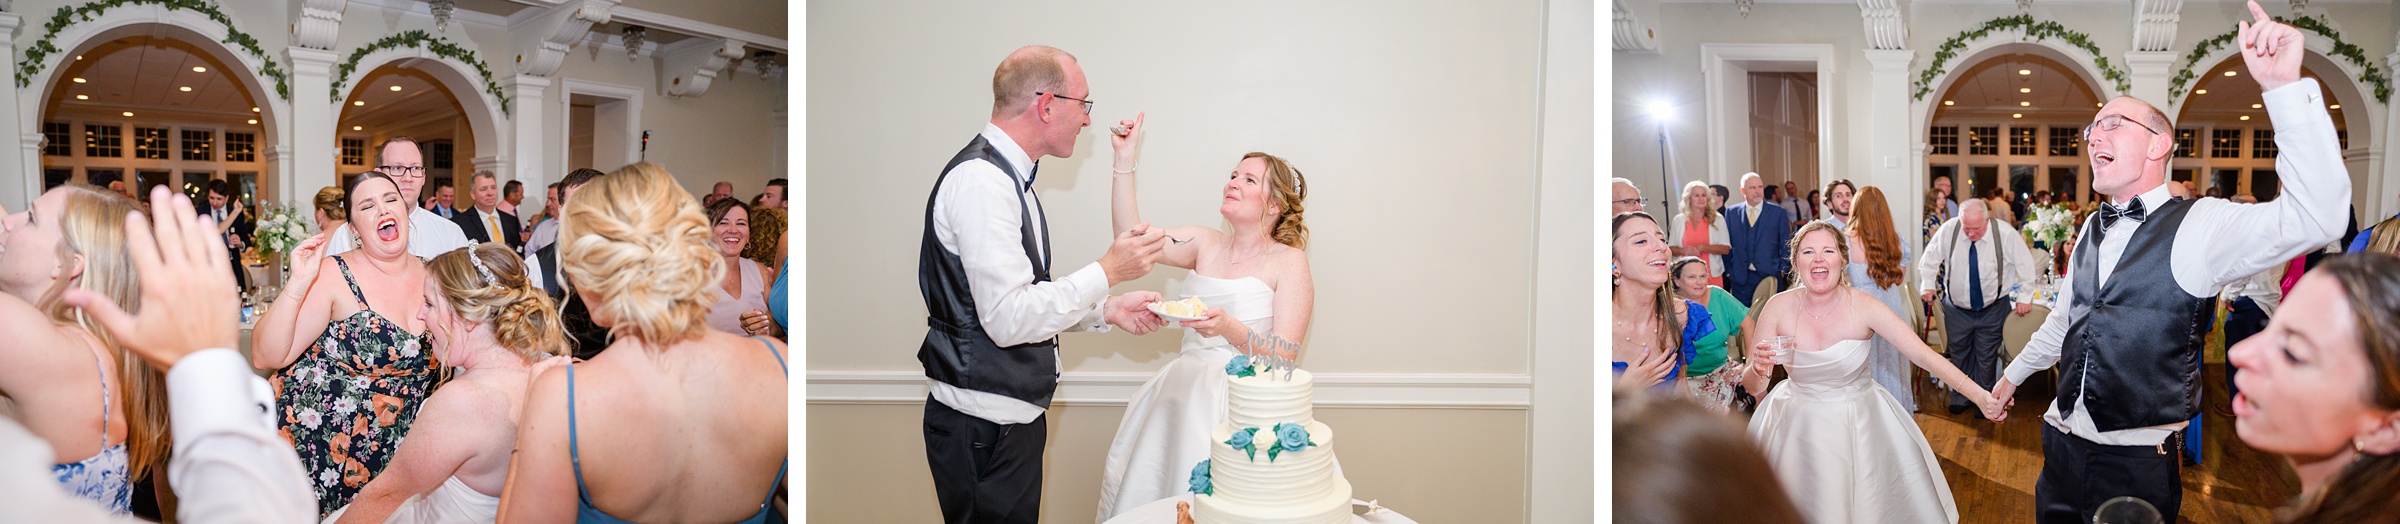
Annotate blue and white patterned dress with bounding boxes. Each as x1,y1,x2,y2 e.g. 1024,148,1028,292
51,349,131,513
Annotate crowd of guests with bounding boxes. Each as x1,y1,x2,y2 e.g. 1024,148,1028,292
0,135,790,523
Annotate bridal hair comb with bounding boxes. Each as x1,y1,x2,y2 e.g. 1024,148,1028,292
467,249,497,286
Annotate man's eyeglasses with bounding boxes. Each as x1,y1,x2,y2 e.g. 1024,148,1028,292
1035,91,1093,115
377,165,427,178
2081,114,2161,142
1612,197,1645,208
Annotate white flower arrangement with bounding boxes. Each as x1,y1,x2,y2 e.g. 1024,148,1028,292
251,203,310,255
2021,204,2077,248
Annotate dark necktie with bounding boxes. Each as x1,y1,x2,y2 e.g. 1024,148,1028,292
1967,239,1983,309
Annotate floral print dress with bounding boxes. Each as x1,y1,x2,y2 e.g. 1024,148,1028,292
269,255,435,517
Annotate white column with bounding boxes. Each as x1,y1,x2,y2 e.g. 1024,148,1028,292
2374,51,2400,220
2125,51,2177,109
0,12,26,210
1864,49,1916,231
503,75,551,191
286,47,339,204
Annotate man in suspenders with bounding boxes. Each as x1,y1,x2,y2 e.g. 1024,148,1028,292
918,45,1171,524
1915,199,2039,414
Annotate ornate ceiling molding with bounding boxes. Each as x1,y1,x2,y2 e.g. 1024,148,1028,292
661,38,745,98
2132,0,2182,52
294,0,346,50
1859,0,1907,50
1611,1,1660,54
509,0,614,77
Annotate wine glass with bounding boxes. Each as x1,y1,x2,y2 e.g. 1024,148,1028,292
2094,496,2162,524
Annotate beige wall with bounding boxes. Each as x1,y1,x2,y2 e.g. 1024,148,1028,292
808,404,1529,524
807,0,1584,521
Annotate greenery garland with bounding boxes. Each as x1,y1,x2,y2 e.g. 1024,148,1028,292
1913,15,2131,101
332,30,511,115
2167,16,2391,103
15,0,290,100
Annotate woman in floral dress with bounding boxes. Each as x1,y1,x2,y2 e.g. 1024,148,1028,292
251,172,434,516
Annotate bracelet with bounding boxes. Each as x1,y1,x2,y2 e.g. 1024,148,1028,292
1112,167,1137,174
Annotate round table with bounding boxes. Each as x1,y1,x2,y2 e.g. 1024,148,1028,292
1100,494,1417,524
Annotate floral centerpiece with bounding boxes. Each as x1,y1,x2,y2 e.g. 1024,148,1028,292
252,203,310,256
2020,204,2076,250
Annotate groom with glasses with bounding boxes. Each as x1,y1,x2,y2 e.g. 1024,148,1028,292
916,45,1172,524
1990,4,2352,522
322,135,473,259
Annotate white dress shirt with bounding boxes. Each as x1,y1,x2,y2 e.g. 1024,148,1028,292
927,124,1113,425
2219,267,2284,317
323,207,474,260
522,218,560,258
1915,217,2040,310
1,349,314,523
2004,79,2351,446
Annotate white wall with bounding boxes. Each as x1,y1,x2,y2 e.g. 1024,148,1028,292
807,0,1582,521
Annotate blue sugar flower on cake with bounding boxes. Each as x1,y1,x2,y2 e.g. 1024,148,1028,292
1226,427,1260,460
1187,459,1214,496
1225,354,1251,376
1266,422,1316,461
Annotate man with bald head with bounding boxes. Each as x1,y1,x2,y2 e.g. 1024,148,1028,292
917,45,1171,524
1723,172,1791,306
1990,5,2352,522
1610,178,1642,215
1916,199,2038,415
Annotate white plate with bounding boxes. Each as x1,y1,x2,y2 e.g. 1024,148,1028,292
1147,302,1207,322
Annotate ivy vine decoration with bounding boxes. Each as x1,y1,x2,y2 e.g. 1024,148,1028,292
16,0,291,100
2168,16,2391,103
1912,15,2131,100
332,30,512,115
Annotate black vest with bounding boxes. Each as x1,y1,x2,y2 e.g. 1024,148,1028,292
918,135,1060,406
2058,197,2215,431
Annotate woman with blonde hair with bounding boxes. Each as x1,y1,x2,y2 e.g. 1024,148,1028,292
499,162,786,522
1094,116,1321,519
327,243,569,523
0,184,165,513
313,186,349,235
1844,187,1920,412
252,171,435,517
1669,181,1730,287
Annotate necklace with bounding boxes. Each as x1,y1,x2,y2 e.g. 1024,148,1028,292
1613,300,1656,352
1805,292,1841,321
1228,241,1272,266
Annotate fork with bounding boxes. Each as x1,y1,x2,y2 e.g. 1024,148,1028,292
1132,229,1191,245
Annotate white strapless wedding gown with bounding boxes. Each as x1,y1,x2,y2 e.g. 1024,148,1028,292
321,476,498,524
1748,339,1958,524
1096,274,1276,522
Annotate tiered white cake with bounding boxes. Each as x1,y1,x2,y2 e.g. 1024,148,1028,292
1191,364,1353,524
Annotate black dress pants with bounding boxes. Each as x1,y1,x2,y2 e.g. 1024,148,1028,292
2035,423,2184,524
924,396,1047,524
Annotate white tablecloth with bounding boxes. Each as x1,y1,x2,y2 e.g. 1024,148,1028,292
1100,494,1416,524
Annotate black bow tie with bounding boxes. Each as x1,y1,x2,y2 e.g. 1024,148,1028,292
2098,199,2148,230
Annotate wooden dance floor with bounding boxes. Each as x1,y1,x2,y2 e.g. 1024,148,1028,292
1898,364,2294,523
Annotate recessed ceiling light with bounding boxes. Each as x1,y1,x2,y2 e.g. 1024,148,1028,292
246,119,257,125
2012,113,2024,118
74,94,87,100
2018,69,2032,75
390,85,403,92
251,107,259,112
2225,71,2238,77
2019,87,2031,93
353,101,365,106
2020,101,2031,107
74,55,82,60
2240,115,2251,120
352,125,363,131
2331,104,2342,109
179,86,191,92
192,66,206,73
2196,89,2208,94
72,77,86,83
1943,100,1955,106
2096,103,2104,108
121,111,133,117
2251,103,2263,109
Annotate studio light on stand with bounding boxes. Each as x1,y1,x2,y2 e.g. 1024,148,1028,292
1647,100,1680,211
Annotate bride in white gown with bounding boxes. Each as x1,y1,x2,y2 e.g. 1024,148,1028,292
1739,221,2007,524
1095,115,1318,522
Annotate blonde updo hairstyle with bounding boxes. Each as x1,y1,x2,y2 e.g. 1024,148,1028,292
426,243,567,360
558,162,723,346
33,184,170,481
1243,152,1309,250
313,186,347,222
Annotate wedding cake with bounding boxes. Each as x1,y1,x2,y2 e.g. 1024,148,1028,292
1188,357,1353,523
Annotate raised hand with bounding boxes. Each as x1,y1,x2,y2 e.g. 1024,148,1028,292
62,186,238,369
1110,112,1146,171
283,232,330,297
2237,0,2305,92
